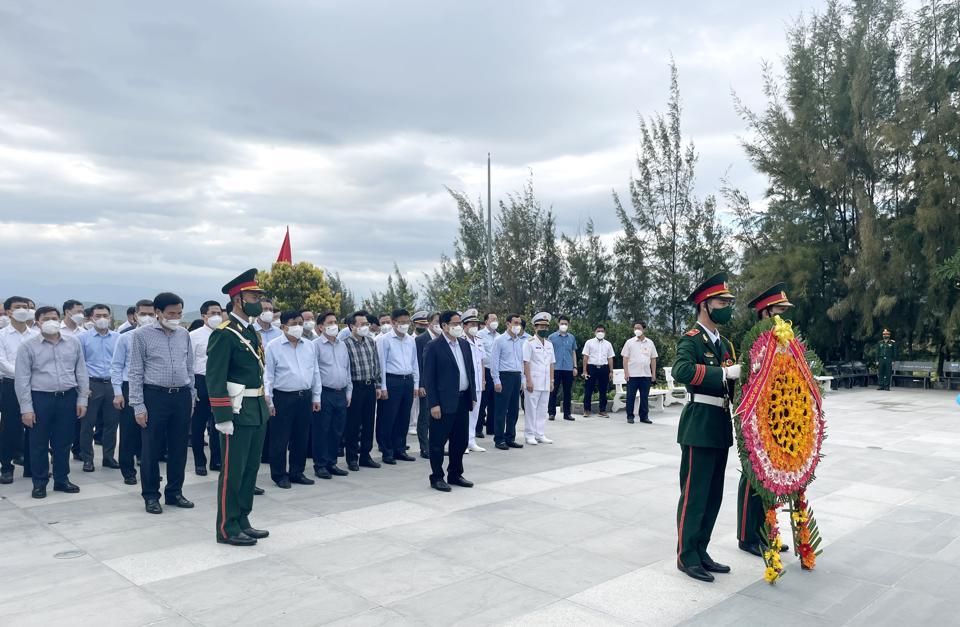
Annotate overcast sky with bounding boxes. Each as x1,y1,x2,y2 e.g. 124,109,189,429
0,0,827,309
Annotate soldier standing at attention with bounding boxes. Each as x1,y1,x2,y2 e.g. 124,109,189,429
876,329,898,391
671,272,740,583
206,269,271,546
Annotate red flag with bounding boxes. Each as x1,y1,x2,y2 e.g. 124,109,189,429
277,226,292,264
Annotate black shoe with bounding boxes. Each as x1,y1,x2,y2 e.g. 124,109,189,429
210,463,222,471
563,415,575,421
196,466,208,476
242,527,269,539
548,415,556,421
702,557,731,573
405,445,410,450
53,481,80,493
738,541,763,557
627,418,635,424
32,485,47,499
507,441,524,449
639,417,653,424
123,476,137,485
275,478,292,489
448,476,474,488
72,452,82,461
164,494,194,508
396,453,416,462
598,412,609,418
253,486,265,495
315,467,332,480
290,475,315,485
678,563,714,582
780,543,790,553
431,479,451,492
217,532,257,546
348,462,360,471
328,465,348,476
82,461,95,472
382,456,396,465
145,499,163,514
102,458,121,469
495,442,509,450
12,455,23,466
475,432,485,439
0,471,12,484
359,457,381,469
419,451,429,459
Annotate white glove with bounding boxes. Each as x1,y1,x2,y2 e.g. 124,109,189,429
723,364,742,380
215,420,235,436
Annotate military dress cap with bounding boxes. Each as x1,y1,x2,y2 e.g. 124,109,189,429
688,272,734,305
221,268,264,298
532,311,552,324
747,282,794,312
461,308,480,323
411,310,429,323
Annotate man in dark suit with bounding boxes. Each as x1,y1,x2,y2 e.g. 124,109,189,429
421,310,476,492
413,311,439,458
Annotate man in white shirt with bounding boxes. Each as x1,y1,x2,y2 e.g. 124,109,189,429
523,312,556,445
475,313,499,438
581,324,615,417
189,300,224,476
117,306,137,333
59,299,86,338
621,321,659,424
265,311,321,488
0,296,38,484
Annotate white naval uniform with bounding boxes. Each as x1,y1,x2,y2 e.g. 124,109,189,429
522,336,555,440
466,335,485,448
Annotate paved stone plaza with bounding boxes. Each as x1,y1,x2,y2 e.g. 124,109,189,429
1,387,958,625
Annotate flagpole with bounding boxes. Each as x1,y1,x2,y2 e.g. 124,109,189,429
486,153,492,309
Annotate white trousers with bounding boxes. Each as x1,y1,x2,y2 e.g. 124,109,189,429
468,394,481,448
523,389,549,439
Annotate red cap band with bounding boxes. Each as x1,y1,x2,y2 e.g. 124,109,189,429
228,281,260,298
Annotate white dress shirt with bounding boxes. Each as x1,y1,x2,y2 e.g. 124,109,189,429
264,335,323,403
582,337,615,366
0,325,39,379
445,336,469,392
523,337,556,391
189,324,214,376
621,336,659,378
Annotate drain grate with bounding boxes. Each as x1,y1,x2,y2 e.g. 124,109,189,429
54,549,86,560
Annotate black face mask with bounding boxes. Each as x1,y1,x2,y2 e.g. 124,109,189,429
415,327,426,335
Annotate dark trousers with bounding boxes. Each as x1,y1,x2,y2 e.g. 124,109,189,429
625,376,652,420
376,375,414,459
313,387,347,469
737,473,765,544
878,360,892,389
118,381,141,479
493,371,521,445
583,364,610,412
549,370,574,417
80,379,119,463
270,389,312,481
140,386,191,501
29,389,78,486
417,395,430,454
217,422,266,540
1,377,26,473
676,444,728,568
191,375,221,469
477,368,496,434
344,381,376,464
429,391,470,482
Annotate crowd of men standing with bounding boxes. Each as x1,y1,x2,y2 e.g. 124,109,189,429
0,291,660,504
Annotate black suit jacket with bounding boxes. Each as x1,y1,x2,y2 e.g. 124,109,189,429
423,335,476,414
415,331,433,370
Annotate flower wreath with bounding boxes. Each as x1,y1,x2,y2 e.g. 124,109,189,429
734,316,825,583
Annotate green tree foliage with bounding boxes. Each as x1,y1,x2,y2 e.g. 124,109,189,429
326,271,356,320
561,219,613,324
257,262,341,315
363,264,418,315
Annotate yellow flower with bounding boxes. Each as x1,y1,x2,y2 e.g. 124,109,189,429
764,567,779,583
791,512,801,522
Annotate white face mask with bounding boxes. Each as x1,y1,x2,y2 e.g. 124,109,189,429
271,319,281,328
634,329,644,337
12,309,32,323
0,315,9,328
397,323,410,334
357,325,371,337
83,321,95,330
559,324,568,333
40,320,60,335
380,323,392,334
162,317,181,330
511,325,522,336
467,326,479,337
489,320,499,331
94,318,111,330
431,324,442,335
595,332,605,340
449,325,464,338
137,315,155,326
70,313,85,326
286,325,304,339
324,324,339,337
206,315,223,328
26,309,36,320
303,320,316,332
259,311,274,324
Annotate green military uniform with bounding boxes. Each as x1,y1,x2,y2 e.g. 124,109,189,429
672,273,737,574
207,269,270,544
737,283,794,554
876,331,898,390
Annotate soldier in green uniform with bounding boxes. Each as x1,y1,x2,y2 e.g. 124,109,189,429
737,283,794,557
671,272,739,582
206,269,271,546
876,329,898,390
